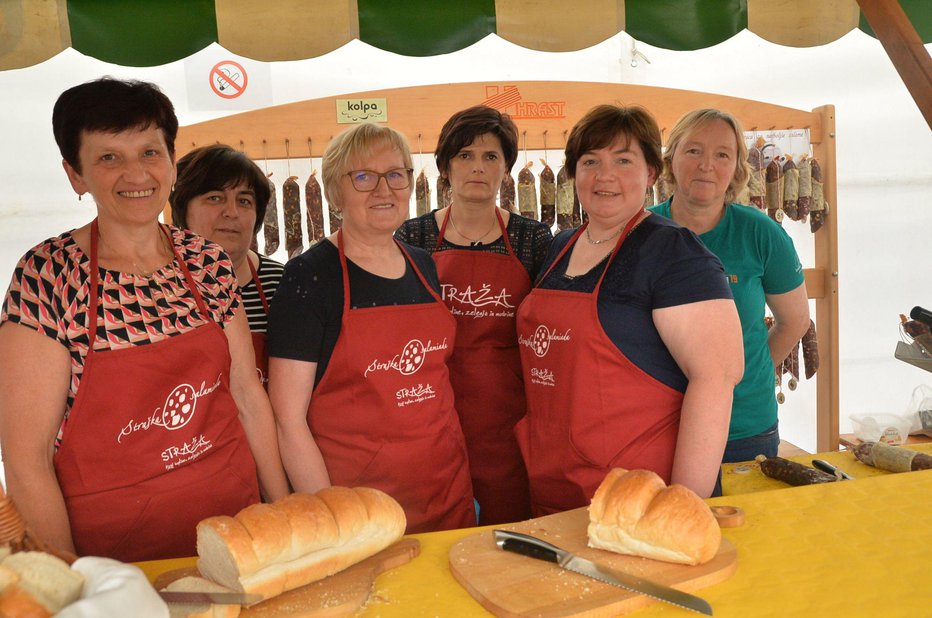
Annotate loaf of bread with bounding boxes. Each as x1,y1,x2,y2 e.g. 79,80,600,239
196,486,406,601
164,576,241,618
0,551,84,617
587,469,721,566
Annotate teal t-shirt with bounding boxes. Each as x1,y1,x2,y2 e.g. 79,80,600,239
649,200,804,440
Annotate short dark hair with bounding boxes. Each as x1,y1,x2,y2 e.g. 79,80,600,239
435,106,519,179
564,104,663,181
170,145,271,235
52,77,178,173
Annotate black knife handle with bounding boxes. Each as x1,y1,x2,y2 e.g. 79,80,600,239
494,530,561,564
812,459,852,480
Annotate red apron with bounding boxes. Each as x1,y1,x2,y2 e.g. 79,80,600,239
433,209,531,525
515,214,683,516
246,256,270,388
53,219,260,562
306,230,475,533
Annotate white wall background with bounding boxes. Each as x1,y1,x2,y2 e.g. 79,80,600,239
1,31,930,463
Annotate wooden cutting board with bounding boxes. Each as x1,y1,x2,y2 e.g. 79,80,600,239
154,538,419,617
449,508,736,617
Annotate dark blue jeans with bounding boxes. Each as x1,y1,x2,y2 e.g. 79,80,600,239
722,422,780,464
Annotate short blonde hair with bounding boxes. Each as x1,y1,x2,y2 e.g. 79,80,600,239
322,123,414,210
661,109,750,204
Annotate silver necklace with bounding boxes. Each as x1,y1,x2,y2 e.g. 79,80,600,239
448,207,497,247
585,225,623,245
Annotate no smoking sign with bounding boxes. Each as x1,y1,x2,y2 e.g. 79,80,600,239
210,60,248,99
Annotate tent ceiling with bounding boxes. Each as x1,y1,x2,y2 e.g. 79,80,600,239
1,0,930,70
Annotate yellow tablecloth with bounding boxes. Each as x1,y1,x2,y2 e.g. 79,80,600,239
138,446,932,617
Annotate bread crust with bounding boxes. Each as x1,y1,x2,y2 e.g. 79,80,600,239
196,487,406,602
587,469,721,565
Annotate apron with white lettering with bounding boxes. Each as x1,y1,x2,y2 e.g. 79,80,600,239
53,219,259,561
306,230,475,533
515,215,683,516
433,208,531,524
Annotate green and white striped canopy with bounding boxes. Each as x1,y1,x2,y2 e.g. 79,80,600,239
2,0,930,70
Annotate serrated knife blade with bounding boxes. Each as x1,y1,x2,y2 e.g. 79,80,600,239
494,529,713,616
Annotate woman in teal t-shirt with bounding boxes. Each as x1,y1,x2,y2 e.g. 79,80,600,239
648,108,811,463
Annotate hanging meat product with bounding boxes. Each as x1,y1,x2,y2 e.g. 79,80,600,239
796,154,812,223
283,175,303,259
556,165,574,231
746,138,766,211
517,161,538,220
436,175,451,210
782,156,799,221
305,169,324,243
809,158,827,233
765,158,784,224
263,174,280,255
499,173,517,213
415,169,431,217
538,159,556,227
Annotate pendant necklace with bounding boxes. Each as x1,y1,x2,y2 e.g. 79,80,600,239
585,225,624,245
449,206,497,247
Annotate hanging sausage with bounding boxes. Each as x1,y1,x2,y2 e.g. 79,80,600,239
263,174,280,255
556,164,574,231
436,175,452,210
517,161,538,220
283,175,303,259
747,137,766,211
305,169,324,243
499,172,517,213
802,320,819,379
415,169,431,217
796,154,812,223
765,158,784,224
539,159,556,228
809,158,827,233
782,156,799,221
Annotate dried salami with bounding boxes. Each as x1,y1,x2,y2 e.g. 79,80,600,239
802,320,819,379
782,156,799,221
853,442,932,472
500,173,517,213
809,157,826,233
283,175,302,259
556,165,574,231
765,159,784,224
796,155,812,222
263,175,279,255
517,161,538,220
756,455,838,486
415,169,431,217
305,170,324,243
436,176,452,210
747,138,766,211
539,159,556,227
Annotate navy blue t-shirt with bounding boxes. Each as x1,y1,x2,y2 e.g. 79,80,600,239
537,213,732,392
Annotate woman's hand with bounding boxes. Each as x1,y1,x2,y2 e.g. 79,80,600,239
766,283,811,367
654,299,744,497
0,322,75,553
224,308,290,502
267,357,331,493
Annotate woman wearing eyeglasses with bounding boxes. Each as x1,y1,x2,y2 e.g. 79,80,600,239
267,123,475,533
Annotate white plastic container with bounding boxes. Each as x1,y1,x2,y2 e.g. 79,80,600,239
849,413,913,445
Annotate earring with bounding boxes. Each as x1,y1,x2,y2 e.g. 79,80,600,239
78,193,83,201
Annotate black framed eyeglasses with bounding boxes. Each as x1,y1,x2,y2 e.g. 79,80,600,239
345,168,413,192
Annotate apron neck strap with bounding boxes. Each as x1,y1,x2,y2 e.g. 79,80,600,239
246,254,270,313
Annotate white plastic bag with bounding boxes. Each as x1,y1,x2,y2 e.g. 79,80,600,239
904,384,932,437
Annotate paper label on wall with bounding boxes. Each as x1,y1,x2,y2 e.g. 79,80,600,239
184,46,272,111
336,98,388,123
744,129,811,168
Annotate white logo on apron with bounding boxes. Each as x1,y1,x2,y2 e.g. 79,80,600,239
117,375,223,443
364,338,449,377
518,325,572,358
395,383,437,407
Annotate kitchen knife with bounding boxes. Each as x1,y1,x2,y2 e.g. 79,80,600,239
158,590,263,605
494,530,713,616
811,459,854,480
